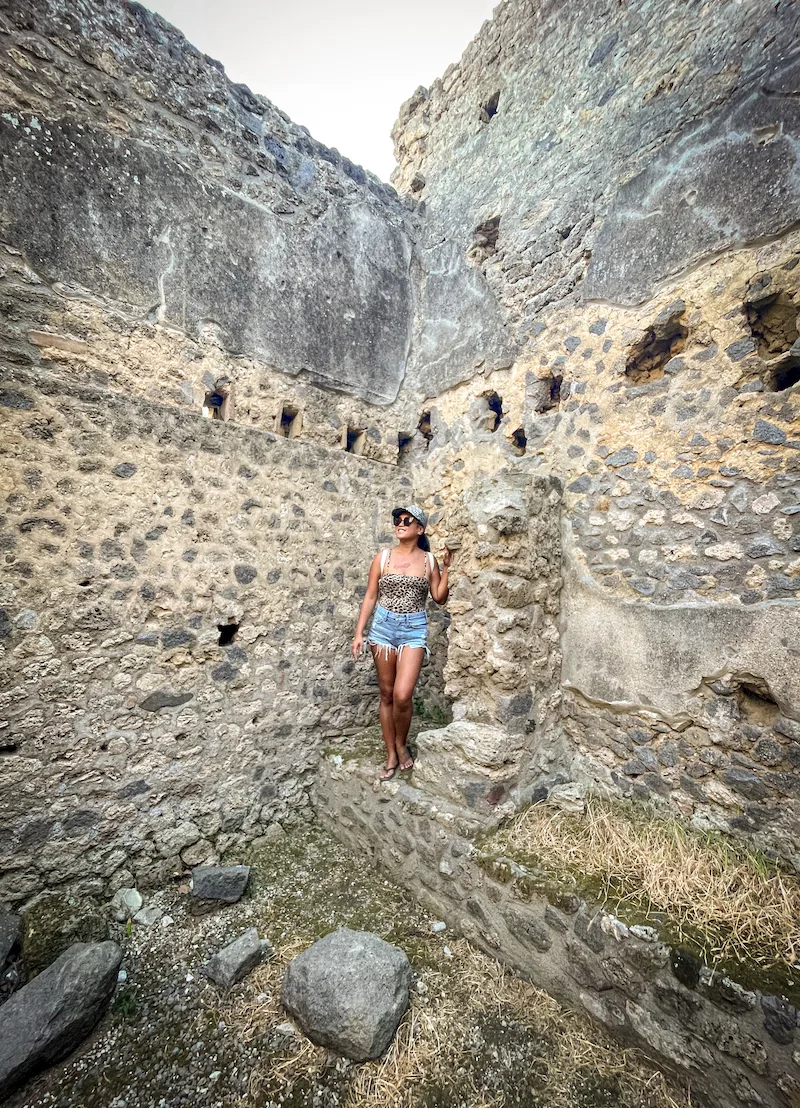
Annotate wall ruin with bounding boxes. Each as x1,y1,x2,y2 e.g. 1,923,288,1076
1,0,800,1097
0,0,449,907
392,0,800,870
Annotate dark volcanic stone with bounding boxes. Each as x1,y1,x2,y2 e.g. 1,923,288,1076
0,911,21,969
139,690,194,712
761,995,797,1044
234,564,258,584
203,928,269,989
0,941,122,1100
190,865,251,914
721,768,769,801
753,420,786,445
112,462,137,479
160,628,195,649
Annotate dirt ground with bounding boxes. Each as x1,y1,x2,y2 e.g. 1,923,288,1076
7,825,692,1108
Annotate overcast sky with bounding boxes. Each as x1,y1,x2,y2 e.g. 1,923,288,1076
147,0,496,181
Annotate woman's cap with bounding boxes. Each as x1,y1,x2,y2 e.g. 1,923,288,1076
392,504,428,528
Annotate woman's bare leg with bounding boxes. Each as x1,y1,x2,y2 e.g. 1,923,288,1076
371,645,399,776
393,647,425,769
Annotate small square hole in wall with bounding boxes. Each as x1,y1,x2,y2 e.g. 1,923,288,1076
217,621,240,646
343,427,366,454
483,391,503,431
277,404,302,438
398,431,414,462
510,427,527,455
479,91,500,122
418,411,433,447
202,387,233,421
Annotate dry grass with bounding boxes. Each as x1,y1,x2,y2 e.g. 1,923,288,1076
219,935,691,1108
491,796,800,972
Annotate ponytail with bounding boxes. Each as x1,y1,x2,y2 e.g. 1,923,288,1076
417,533,431,552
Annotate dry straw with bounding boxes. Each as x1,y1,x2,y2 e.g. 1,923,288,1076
219,936,690,1108
493,796,800,971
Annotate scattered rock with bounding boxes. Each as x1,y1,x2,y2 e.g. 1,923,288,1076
133,906,163,927
189,864,251,914
281,928,412,1061
547,782,586,812
431,921,447,933
203,928,269,988
110,888,143,923
0,941,122,1100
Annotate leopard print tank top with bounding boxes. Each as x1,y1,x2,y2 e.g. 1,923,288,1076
377,549,432,613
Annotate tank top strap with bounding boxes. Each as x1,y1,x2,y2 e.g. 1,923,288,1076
380,548,390,576
425,551,434,579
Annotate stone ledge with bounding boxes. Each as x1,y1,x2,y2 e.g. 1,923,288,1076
314,756,799,1108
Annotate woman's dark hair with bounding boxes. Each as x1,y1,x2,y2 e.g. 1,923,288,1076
417,533,431,552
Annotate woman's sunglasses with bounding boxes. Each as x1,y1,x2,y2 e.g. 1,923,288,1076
393,514,416,527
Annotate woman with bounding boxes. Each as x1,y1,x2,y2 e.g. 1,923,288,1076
351,505,452,780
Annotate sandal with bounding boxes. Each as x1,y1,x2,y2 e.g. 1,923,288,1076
379,763,399,781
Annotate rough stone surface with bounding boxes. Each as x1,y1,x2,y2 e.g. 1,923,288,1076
3,0,800,1096
0,941,122,1100
281,927,412,1061
190,866,251,912
203,927,268,989
316,756,796,1108
0,910,21,968
110,889,143,923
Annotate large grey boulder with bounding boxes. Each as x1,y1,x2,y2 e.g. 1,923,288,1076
190,864,250,914
203,927,270,989
281,928,411,1061
0,941,122,1099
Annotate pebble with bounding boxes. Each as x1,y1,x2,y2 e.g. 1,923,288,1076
117,969,128,983
431,920,447,933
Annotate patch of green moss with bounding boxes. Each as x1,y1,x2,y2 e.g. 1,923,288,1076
22,892,109,978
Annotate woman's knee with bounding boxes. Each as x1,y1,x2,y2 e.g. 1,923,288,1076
379,686,394,706
393,689,413,712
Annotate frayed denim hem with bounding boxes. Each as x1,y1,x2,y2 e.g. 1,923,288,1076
366,639,430,661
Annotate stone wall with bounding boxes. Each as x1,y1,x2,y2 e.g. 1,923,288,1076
0,0,450,907
0,358,453,906
0,0,413,407
390,0,800,867
316,753,800,1108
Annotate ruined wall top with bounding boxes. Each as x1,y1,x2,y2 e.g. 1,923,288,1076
0,0,414,404
393,0,800,394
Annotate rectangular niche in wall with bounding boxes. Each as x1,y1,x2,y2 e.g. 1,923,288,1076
343,426,366,454
202,386,233,421
276,404,302,438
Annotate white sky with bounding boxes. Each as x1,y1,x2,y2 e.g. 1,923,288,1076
147,0,496,181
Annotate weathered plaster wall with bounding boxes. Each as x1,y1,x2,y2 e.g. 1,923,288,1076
0,0,413,407
392,0,800,866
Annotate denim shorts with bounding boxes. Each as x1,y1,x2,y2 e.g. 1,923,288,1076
367,604,429,659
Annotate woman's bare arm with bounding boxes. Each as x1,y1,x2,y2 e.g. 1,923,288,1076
430,547,451,604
